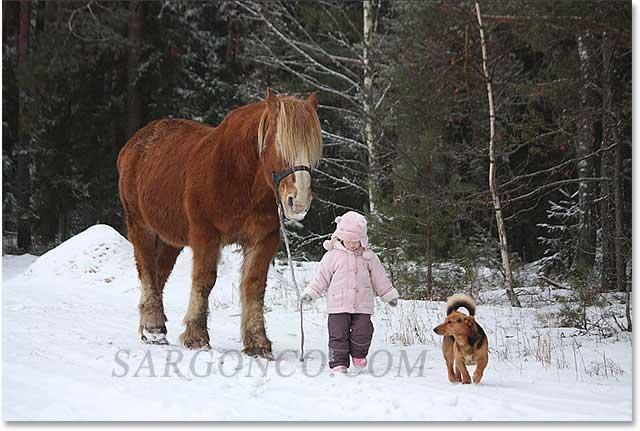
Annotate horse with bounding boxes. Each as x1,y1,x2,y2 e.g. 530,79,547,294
117,88,322,359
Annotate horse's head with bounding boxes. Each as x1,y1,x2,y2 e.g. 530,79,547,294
258,88,322,221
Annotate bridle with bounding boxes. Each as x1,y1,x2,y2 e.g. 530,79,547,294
271,165,313,208
271,164,313,363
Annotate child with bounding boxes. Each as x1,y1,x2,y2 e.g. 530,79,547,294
302,211,399,373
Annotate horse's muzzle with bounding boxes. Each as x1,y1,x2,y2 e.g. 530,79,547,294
284,203,310,221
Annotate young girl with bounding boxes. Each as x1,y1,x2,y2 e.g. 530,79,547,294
302,211,399,373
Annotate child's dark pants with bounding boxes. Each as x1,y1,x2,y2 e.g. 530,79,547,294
328,313,374,368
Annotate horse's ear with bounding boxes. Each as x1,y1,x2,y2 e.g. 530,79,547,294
266,88,279,115
307,91,318,110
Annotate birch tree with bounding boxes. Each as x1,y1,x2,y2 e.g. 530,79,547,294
475,0,520,307
363,0,377,213
237,0,388,214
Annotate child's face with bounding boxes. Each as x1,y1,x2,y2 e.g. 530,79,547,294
343,240,361,251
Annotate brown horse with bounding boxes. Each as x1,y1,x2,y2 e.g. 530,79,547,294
117,88,322,358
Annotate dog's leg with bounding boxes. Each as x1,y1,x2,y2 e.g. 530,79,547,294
447,361,459,383
473,355,488,384
443,336,459,383
453,363,461,382
455,357,472,384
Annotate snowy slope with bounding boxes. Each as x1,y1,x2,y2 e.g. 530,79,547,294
2,225,632,421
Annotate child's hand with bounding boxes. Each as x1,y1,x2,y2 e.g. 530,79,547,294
302,293,314,304
388,299,398,307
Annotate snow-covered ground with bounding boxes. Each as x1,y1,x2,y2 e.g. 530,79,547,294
2,225,632,421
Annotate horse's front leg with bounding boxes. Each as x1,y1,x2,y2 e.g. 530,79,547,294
240,229,280,360
180,234,220,350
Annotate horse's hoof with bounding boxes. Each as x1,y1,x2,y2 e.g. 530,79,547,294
243,346,274,360
179,335,210,350
180,336,211,350
179,325,211,350
141,333,169,345
140,324,168,345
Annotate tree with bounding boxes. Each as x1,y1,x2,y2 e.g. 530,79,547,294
573,30,599,271
237,1,389,216
16,0,32,253
126,0,143,140
475,0,520,307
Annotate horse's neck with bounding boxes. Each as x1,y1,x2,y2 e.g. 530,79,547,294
210,103,271,200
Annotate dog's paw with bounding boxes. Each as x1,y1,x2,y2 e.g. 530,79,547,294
472,375,482,384
461,377,472,384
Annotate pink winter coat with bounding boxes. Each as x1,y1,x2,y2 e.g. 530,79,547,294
303,240,400,314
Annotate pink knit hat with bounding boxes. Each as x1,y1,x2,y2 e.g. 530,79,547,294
323,211,369,250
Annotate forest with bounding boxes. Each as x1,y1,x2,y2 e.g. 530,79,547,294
2,1,631,322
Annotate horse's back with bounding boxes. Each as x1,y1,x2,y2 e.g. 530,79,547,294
118,118,214,246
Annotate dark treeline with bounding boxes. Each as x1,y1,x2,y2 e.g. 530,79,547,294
2,1,631,312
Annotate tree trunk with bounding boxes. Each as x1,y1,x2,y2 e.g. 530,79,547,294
226,2,237,64
425,201,433,300
16,0,32,253
126,0,143,140
613,119,629,329
363,0,377,214
475,0,520,307
424,136,434,299
600,31,617,293
612,112,625,290
604,36,630,328
573,31,598,272
35,1,46,34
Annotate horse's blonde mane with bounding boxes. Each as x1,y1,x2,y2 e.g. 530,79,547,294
257,96,322,167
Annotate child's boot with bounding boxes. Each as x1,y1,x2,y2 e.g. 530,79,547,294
330,365,348,373
352,357,367,368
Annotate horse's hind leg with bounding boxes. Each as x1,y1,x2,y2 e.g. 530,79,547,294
155,241,183,300
128,221,168,344
240,230,279,360
152,240,182,337
180,233,220,350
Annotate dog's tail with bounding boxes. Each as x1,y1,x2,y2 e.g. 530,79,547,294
446,293,476,316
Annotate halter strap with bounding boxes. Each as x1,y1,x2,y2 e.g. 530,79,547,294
271,165,313,189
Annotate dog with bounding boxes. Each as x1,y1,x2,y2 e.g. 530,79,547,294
433,294,488,384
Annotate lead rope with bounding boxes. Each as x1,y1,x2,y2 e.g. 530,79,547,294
271,168,312,363
275,204,305,362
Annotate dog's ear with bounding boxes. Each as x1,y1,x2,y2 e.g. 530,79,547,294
465,316,476,327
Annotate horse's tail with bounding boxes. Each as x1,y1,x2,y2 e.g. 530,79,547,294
446,293,476,316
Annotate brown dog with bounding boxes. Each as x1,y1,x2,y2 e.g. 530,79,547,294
433,294,488,384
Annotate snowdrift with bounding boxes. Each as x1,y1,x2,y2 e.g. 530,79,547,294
21,224,136,287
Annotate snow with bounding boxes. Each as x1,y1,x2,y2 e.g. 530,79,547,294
2,254,37,282
2,225,632,421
